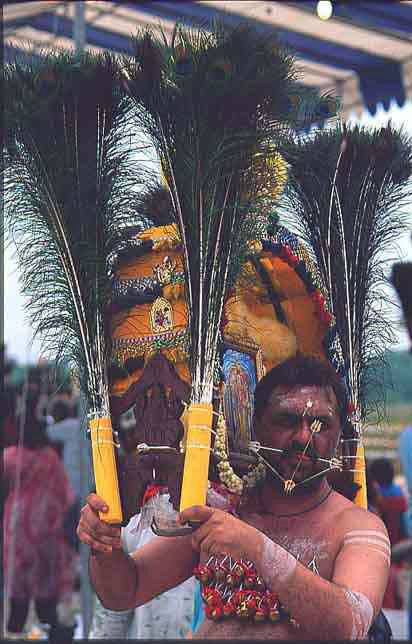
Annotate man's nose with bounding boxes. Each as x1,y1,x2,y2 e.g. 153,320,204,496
294,418,313,444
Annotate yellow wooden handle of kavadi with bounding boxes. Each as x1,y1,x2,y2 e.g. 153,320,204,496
90,417,123,524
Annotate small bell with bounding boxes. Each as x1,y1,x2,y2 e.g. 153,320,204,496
255,576,266,592
254,609,267,623
210,606,223,621
201,565,214,585
244,573,257,590
233,563,245,582
194,565,209,583
225,573,236,588
223,602,236,618
268,603,281,623
236,601,250,619
215,564,229,583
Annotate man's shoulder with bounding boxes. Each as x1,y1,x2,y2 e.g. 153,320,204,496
333,498,388,540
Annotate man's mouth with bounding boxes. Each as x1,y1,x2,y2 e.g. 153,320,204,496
286,451,316,465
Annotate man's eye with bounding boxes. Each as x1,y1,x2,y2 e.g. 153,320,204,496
314,418,330,431
273,414,299,428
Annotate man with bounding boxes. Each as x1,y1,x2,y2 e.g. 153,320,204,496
77,355,390,640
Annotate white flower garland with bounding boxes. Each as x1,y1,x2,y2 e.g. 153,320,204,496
214,413,266,495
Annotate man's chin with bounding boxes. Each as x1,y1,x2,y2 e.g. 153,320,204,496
266,465,326,495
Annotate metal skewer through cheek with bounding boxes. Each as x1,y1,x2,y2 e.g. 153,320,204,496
250,441,342,471
256,450,341,490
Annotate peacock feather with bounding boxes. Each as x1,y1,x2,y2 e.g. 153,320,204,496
282,122,412,423
121,21,336,405
3,50,144,417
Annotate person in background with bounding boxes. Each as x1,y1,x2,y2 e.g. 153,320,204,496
399,428,412,539
3,389,76,639
369,457,408,619
2,387,19,448
365,461,382,517
399,426,412,640
369,458,408,547
47,397,82,552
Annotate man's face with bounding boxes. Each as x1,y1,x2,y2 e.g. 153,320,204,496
254,384,341,492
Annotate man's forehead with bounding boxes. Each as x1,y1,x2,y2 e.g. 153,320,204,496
266,384,339,413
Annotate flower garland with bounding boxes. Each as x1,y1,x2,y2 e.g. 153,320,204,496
214,413,266,495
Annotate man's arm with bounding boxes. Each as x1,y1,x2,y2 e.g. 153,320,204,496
79,494,198,610
255,508,389,640
181,504,390,641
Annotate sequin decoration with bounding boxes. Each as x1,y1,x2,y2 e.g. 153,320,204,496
112,329,188,366
150,297,174,333
263,226,346,386
153,256,178,285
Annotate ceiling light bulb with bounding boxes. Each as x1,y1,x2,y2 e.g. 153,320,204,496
317,1,333,21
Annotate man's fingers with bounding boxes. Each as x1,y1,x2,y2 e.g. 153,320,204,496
92,519,121,540
190,521,213,551
77,501,122,552
91,530,121,547
80,531,113,554
77,520,121,550
198,534,216,557
179,505,214,525
80,503,120,537
86,493,109,513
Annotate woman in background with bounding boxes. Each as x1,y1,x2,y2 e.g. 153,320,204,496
3,388,76,638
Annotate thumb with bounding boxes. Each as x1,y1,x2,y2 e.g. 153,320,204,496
179,505,213,525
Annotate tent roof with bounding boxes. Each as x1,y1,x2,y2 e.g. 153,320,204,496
4,1,412,118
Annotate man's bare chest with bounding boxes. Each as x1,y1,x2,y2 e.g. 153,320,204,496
239,510,339,580
195,507,343,640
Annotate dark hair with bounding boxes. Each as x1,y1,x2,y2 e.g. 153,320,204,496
20,390,50,449
50,398,72,423
369,458,394,487
327,469,360,501
253,353,348,427
1,387,17,419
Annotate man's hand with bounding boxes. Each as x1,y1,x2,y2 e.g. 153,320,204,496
179,505,263,562
77,493,122,553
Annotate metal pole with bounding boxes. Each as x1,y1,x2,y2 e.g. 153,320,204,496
0,210,4,350
74,2,86,53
